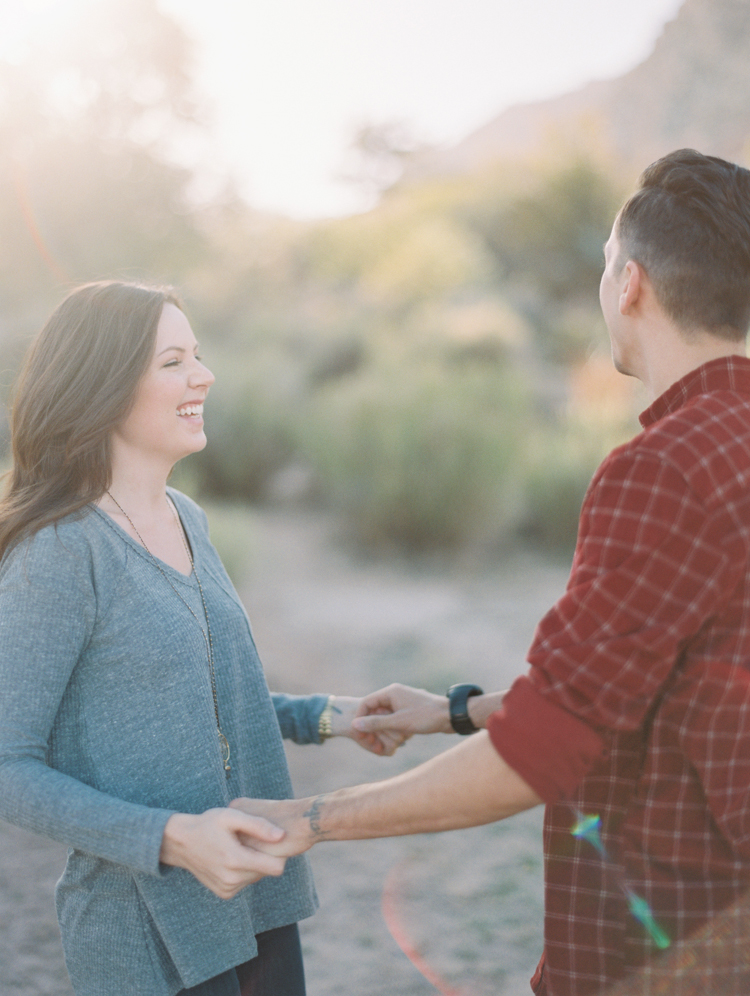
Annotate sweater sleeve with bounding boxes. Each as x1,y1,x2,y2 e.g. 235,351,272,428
0,526,173,876
271,693,330,744
488,447,746,803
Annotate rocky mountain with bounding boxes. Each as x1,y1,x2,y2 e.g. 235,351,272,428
409,0,750,178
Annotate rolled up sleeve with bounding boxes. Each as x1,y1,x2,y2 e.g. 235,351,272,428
487,444,746,802
487,676,605,803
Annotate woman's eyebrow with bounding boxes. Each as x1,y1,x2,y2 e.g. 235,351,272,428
157,344,199,356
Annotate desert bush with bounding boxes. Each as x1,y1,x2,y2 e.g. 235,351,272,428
300,355,532,552
519,436,595,551
519,413,634,551
200,501,258,586
464,157,624,362
189,348,307,501
299,182,492,313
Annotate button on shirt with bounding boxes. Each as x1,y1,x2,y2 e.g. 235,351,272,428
488,356,750,995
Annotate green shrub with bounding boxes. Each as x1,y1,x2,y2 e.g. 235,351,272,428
520,416,632,551
519,438,595,551
199,501,258,587
190,349,305,501
301,358,532,551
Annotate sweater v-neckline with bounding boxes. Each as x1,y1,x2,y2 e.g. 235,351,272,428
91,496,196,582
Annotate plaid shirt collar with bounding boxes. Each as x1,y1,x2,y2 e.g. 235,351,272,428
640,354,750,429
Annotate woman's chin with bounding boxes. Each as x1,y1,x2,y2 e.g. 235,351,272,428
168,434,208,465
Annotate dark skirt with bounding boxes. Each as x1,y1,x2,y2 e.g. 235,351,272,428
177,923,306,996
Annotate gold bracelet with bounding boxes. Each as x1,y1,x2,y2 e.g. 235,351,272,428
318,695,335,741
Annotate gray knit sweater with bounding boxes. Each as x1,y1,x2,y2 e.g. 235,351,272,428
0,490,326,996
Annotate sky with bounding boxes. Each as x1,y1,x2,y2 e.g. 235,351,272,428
159,0,685,218
1,0,686,219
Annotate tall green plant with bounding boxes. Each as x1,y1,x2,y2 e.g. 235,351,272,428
302,357,532,551
465,158,623,361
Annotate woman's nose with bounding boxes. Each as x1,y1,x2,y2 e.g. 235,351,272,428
190,361,215,388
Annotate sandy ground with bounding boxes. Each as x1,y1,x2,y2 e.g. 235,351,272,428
0,511,571,996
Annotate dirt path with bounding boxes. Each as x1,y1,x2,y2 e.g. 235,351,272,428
0,511,570,995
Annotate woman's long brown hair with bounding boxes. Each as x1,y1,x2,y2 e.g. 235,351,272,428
0,280,181,559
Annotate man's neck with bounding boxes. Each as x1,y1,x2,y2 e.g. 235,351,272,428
640,334,746,402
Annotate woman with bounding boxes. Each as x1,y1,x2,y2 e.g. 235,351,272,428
0,281,399,996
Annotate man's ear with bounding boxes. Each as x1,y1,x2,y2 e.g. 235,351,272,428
619,260,643,315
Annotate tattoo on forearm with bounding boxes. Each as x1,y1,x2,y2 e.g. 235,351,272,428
303,795,331,841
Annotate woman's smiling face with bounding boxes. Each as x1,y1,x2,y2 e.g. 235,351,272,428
112,302,215,467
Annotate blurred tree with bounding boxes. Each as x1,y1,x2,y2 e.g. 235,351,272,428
340,119,430,201
466,159,622,360
468,159,617,301
0,0,212,328
298,180,492,318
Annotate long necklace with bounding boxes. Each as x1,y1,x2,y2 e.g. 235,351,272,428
106,490,232,776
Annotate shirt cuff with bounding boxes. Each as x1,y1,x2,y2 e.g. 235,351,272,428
486,676,606,803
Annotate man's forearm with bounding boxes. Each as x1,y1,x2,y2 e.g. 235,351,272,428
296,731,541,844
467,690,507,730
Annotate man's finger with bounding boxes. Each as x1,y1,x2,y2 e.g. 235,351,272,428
354,693,394,717
352,713,401,733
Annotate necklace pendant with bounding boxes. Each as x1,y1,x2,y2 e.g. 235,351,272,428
219,731,231,776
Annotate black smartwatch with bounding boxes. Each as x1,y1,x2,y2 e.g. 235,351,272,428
446,683,484,735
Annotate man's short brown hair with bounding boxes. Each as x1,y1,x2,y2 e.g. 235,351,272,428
617,149,750,341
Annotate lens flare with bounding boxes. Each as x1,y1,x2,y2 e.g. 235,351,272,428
381,860,467,996
625,890,671,950
571,812,606,856
12,160,68,283
571,810,670,950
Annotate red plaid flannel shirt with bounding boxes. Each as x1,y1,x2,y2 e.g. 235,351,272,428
488,356,750,995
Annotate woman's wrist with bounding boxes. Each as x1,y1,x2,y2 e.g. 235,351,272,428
318,695,335,741
159,812,194,867
323,695,360,738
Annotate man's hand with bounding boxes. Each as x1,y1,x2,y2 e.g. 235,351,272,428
352,683,509,737
232,732,541,847
352,683,453,737
159,808,288,899
329,695,406,756
229,797,319,857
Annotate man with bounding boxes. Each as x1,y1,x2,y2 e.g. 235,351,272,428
233,150,750,994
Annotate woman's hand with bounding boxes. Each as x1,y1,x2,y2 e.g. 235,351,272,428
159,808,288,899
328,695,406,756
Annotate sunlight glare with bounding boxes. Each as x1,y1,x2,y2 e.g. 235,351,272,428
0,0,86,64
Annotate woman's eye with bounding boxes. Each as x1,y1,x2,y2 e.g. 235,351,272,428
163,359,180,368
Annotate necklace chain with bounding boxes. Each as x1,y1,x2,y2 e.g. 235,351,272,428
105,490,231,776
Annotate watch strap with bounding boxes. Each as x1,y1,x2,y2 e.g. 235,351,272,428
447,683,484,735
